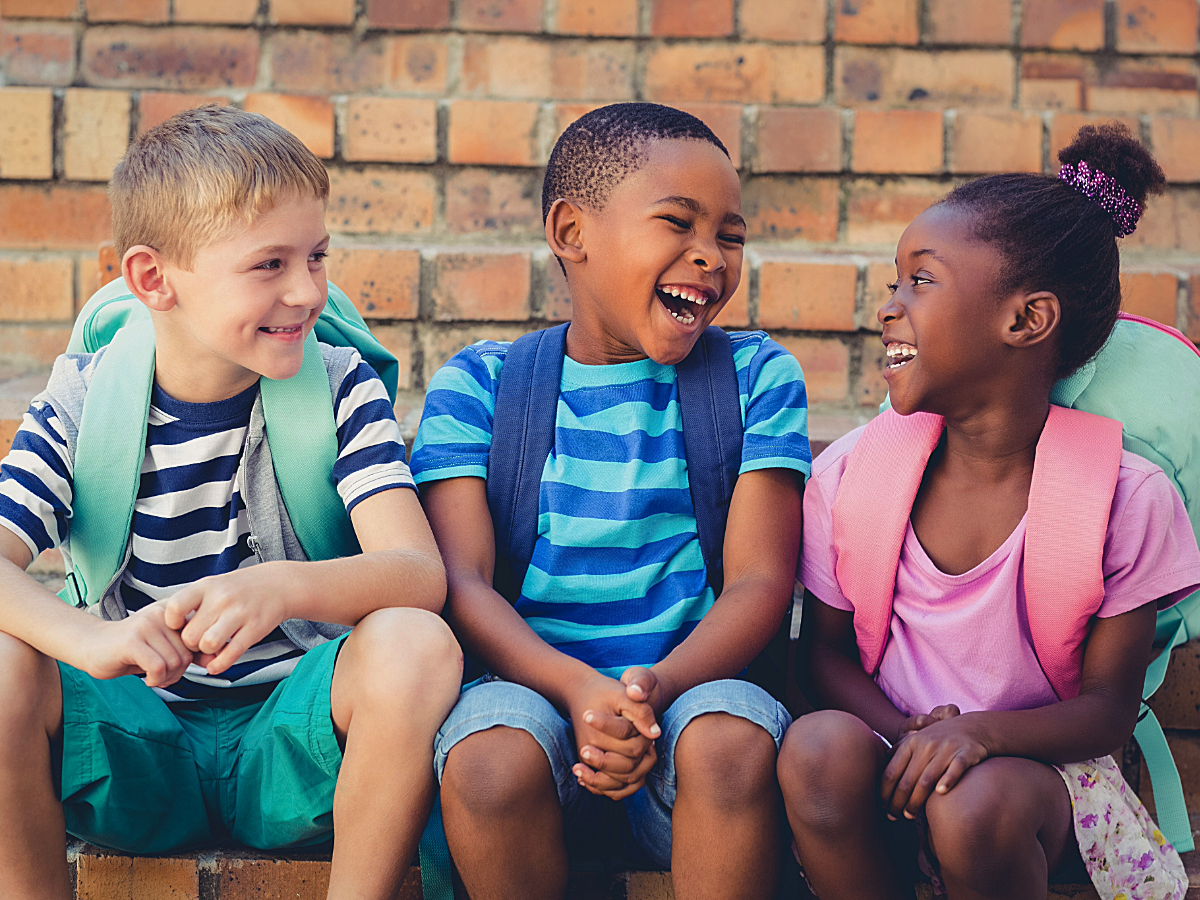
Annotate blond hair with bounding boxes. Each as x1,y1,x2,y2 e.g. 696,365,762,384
110,105,330,269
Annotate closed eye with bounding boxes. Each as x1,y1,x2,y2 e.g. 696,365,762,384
719,233,745,246
660,215,690,230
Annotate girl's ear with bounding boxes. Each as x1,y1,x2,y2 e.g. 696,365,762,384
122,245,177,312
1004,290,1060,349
545,198,586,266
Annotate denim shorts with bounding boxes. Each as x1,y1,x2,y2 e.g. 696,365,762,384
434,677,791,869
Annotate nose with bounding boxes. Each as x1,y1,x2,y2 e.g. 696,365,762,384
284,264,327,311
688,236,726,273
877,291,901,327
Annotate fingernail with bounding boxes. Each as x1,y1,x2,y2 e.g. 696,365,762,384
887,814,897,822
650,725,661,737
584,712,594,724
904,811,914,820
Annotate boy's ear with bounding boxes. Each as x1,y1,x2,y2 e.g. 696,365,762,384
122,245,177,312
545,198,586,265
1002,290,1060,349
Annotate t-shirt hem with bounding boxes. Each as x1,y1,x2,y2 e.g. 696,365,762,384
412,463,488,485
1098,564,1200,616
344,481,418,514
0,516,42,560
739,457,812,479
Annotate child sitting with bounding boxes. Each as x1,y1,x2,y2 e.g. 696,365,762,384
0,107,462,900
411,102,811,899
779,123,1200,900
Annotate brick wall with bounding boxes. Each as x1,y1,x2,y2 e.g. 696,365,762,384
2,0,1200,418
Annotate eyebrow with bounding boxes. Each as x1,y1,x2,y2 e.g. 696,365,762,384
246,235,331,258
909,248,944,262
653,196,746,228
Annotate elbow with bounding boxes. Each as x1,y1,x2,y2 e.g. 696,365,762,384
424,555,448,615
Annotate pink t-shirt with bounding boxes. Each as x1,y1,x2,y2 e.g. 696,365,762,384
799,427,1200,717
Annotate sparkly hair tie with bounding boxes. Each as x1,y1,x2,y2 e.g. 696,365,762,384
1058,159,1142,237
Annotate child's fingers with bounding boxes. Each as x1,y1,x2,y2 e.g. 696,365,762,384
572,763,631,795
903,756,952,818
578,744,641,775
162,589,202,632
929,704,960,721
582,709,638,742
934,754,973,795
880,741,913,807
616,698,661,741
620,666,656,703
203,628,256,676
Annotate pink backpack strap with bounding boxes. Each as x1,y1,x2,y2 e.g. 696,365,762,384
831,409,944,675
1024,405,1123,699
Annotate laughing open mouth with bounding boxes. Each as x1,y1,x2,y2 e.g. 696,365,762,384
886,343,917,369
656,284,713,326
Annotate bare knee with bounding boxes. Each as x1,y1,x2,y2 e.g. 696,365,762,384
341,608,463,705
675,712,778,809
442,726,554,823
777,710,882,832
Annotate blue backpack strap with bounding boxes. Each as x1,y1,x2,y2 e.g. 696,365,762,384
486,324,569,602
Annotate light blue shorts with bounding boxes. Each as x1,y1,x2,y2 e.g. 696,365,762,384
434,677,791,869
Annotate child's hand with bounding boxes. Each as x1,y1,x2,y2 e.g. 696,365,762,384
620,665,672,717
81,603,194,687
881,713,989,821
896,704,961,741
567,673,661,800
162,564,290,676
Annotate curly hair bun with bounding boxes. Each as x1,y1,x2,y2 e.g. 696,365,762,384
1058,122,1166,207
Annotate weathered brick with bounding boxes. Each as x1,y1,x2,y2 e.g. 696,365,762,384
85,0,169,23
458,0,543,32
268,32,392,94
551,40,636,100
1021,0,1104,50
1190,273,1200,342
138,92,229,133
755,107,841,174
853,109,943,175
857,338,889,407
365,325,414,391
836,47,1014,108
553,102,604,138
76,850,198,900
445,168,542,237
739,0,825,42
860,260,893,330
325,247,421,320
83,27,259,89
759,258,857,331
0,257,75,321
544,254,571,320
0,184,112,248
774,336,850,403
835,0,918,45
386,35,450,94
644,43,824,105
951,110,1043,174
742,176,840,243
63,89,130,182
1151,117,1200,183
462,36,635,101
422,323,531,383
447,99,540,166
716,271,750,327
433,250,532,321
173,0,258,24
1021,78,1083,111
846,178,945,247
342,97,437,163
366,0,451,29
1116,0,1198,54
0,324,72,368
243,93,334,159
553,0,637,36
1049,113,1139,164
269,0,355,25
326,168,436,235
219,857,329,900
678,103,741,169
0,88,53,180
1173,189,1200,254
1120,271,1180,326
926,0,1013,45
0,21,78,86
651,0,734,38
1088,57,1200,116
1,0,76,16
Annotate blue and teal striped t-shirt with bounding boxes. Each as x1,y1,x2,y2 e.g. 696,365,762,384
410,331,811,677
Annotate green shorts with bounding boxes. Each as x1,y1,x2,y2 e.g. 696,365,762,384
57,633,347,854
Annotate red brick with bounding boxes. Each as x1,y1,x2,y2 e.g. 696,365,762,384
645,43,824,104
244,93,334,159
458,0,543,32
551,41,636,100
97,241,121,289
835,0,918,45
325,247,421,320
75,850,199,900
926,0,1013,45
0,21,78,86
421,323,531,383
85,0,168,23
739,0,825,42
774,336,849,403
448,100,540,167
1021,78,1083,111
342,97,436,163
0,257,75,321
0,88,53,180
860,260,893,331
544,255,571,320
138,92,229,133
759,258,857,330
1189,274,1200,342
836,47,1014,108
755,107,841,174
386,35,450,94
678,103,742,169
1116,0,1198,54
1050,113,1139,164
462,36,635,101
326,168,436,234
857,338,889,407
1173,188,1200,254
1088,58,1200,116
553,0,637,36
846,178,945,246
445,168,542,237
951,110,1043,174
553,102,605,138
1121,271,1180,326
0,184,112,248
853,109,943,174
369,325,415,390
83,27,258,89
63,89,131,181
1151,117,1200,183
743,176,840,243
268,32,389,94
716,271,750,327
433,251,532,321
173,0,258,23
652,0,734,38
1021,0,1104,50
219,857,329,900
367,0,450,29
0,324,72,368
1,0,76,16
270,0,355,25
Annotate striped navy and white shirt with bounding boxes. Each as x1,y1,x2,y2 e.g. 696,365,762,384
0,347,414,700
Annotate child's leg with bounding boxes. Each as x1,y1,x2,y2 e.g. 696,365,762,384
0,633,69,900
923,756,1075,900
778,709,911,900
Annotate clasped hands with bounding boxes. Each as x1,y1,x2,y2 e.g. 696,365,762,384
880,703,990,823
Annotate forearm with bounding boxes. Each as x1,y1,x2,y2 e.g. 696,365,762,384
966,689,1138,765
0,556,104,666
804,644,909,743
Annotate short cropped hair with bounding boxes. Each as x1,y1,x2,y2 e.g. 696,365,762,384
541,102,729,223
110,105,330,269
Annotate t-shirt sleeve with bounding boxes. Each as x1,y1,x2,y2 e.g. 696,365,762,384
797,461,854,611
0,399,74,558
735,335,812,478
409,343,505,485
1096,465,1200,618
330,350,415,512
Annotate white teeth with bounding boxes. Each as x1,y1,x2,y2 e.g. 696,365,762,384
669,287,680,297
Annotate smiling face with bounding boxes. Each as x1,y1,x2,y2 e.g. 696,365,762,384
555,139,745,366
